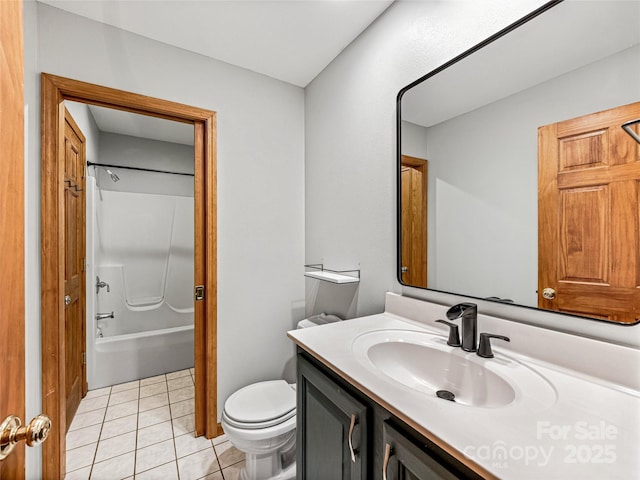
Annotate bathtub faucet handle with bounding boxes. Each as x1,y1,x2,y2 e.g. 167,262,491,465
96,276,110,294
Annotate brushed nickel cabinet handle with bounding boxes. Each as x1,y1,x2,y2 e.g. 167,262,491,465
382,442,393,480
347,413,358,463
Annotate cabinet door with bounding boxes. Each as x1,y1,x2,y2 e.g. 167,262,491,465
382,421,460,480
297,355,369,480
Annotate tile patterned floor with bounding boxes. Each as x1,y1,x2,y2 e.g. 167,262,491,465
65,369,245,480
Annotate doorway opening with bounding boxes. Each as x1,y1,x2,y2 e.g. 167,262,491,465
41,73,218,479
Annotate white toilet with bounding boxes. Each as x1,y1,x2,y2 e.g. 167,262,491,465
221,314,342,480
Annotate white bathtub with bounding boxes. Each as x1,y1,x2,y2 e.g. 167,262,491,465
88,323,194,390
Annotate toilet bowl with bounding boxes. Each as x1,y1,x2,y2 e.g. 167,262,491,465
221,314,342,480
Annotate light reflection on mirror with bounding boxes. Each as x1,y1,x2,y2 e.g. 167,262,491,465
398,0,640,324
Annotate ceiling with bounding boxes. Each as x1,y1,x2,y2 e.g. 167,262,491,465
38,0,394,88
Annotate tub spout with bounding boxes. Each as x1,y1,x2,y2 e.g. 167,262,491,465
96,312,114,321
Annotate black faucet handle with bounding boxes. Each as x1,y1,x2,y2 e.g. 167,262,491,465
477,333,510,358
435,320,461,347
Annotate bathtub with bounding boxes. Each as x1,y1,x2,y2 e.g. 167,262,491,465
88,322,194,390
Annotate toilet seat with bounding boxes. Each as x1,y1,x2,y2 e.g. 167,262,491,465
223,380,296,430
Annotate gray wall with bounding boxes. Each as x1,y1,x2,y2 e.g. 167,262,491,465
305,0,640,346
425,45,640,307
96,132,194,196
304,0,547,316
24,6,305,477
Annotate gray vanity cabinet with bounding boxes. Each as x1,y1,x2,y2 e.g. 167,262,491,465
381,421,460,480
297,351,484,480
297,353,369,480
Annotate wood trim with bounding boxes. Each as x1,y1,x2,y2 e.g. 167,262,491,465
41,74,218,479
0,0,25,477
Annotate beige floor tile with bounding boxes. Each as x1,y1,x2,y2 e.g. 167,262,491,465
135,439,176,474
174,432,213,459
110,379,140,393
63,465,91,480
172,413,195,437
65,442,97,472
169,398,194,419
140,381,168,399
136,420,173,449
214,441,245,469
176,447,219,479
90,451,135,480
168,385,194,404
140,374,166,387
211,433,227,446
138,392,169,412
105,399,138,422
66,423,102,450
108,387,139,406
220,461,244,480
100,414,137,440
201,472,224,480
138,405,171,429
166,369,191,381
167,375,194,392
69,408,106,432
134,461,179,480
84,386,111,399
95,431,136,463
76,395,109,414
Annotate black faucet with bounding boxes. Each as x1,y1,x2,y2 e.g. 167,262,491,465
446,303,478,352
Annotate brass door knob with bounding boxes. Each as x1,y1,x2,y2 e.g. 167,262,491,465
542,287,557,300
0,414,51,460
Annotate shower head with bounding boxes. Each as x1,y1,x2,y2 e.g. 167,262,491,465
105,169,120,182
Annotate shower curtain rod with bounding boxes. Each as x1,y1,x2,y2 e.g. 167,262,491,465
87,161,195,177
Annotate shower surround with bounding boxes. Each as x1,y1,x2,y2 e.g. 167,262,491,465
86,177,194,389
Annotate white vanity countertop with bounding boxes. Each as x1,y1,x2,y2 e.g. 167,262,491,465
288,296,640,479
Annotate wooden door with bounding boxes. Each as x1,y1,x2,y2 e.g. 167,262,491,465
538,102,640,323
63,109,87,430
0,0,26,477
400,156,428,288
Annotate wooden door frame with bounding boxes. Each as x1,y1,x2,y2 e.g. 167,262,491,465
41,73,218,479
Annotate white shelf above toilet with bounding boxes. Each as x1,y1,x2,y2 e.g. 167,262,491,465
304,264,360,284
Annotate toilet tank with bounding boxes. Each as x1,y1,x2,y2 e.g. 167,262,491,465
296,313,343,329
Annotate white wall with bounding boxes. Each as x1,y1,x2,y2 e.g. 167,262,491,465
305,0,640,346
24,7,305,477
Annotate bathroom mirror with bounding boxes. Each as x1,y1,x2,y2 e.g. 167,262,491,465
397,0,640,324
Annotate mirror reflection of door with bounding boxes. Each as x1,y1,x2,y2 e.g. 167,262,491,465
538,101,640,323
401,155,428,288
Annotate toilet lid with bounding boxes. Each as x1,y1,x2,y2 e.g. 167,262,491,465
224,380,296,428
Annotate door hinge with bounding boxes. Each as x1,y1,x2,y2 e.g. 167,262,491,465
194,285,205,302
82,352,86,365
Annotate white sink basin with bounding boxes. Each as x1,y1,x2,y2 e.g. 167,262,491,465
352,329,556,409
